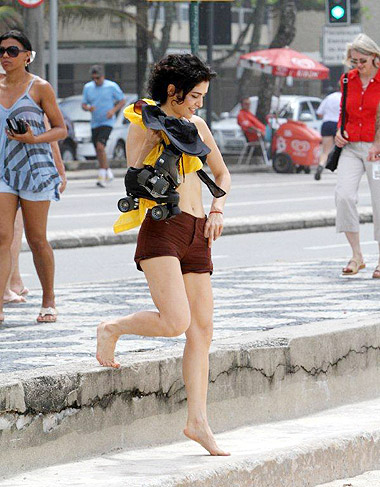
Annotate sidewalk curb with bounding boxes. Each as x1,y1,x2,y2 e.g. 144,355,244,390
22,207,373,251
2,316,380,478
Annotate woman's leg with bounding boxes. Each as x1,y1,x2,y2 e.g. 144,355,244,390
335,144,365,272
320,135,334,167
10,209,27,295
182,272,230,456
0,194,19,321
96,256,191,368
20,199,56,320
364,155,380,276
4,209,26,303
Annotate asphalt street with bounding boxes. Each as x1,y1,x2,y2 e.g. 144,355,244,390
46,171,371,232
17,169,377,288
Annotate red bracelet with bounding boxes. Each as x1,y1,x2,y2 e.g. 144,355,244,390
209,210,223,215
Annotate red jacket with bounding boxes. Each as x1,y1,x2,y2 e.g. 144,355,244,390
237,110,266,142
339,68,380,142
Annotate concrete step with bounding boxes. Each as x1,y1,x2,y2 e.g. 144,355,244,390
2,397,380,487
317,470,380,486
2,316,380,480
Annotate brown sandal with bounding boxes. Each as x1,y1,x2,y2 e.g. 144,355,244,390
342,259,366,276
372,265,380,279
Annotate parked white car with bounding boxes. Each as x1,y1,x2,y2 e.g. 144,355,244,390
59,94,137,161
212,95,322,154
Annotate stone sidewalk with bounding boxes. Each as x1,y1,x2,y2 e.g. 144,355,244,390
1,258,379,375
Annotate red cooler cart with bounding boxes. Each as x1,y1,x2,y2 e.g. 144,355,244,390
271,120,322,173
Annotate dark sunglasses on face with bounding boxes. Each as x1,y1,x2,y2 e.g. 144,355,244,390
350,58,369,66
92,76,101,81
0,46,29,58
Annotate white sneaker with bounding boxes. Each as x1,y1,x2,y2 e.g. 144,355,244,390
96,178,106,188
106,169,114,183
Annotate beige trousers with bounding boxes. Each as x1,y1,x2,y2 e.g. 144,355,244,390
335,142,380,241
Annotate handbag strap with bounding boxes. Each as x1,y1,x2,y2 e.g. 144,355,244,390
340,73,349,135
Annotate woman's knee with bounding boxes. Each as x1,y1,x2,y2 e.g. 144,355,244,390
187,319,214,345
163,310,191,337
0,232,14,251
27,235,51,254
335,189,356,208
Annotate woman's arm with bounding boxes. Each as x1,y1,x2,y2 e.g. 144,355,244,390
7,79,67,145
44,115,67,193
126,123,161,168
192,115,231,247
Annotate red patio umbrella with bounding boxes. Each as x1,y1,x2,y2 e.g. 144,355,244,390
239,47,329,80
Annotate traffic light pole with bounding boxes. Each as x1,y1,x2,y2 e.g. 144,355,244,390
49,0,58,95
206,2,214,129
189,1,200,55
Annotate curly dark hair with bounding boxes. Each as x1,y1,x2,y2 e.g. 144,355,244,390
148,54,216,104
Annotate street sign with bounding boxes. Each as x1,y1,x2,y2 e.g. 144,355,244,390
322,24,362,66
17,0,44,7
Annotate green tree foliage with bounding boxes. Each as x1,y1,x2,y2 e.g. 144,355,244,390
0,5,23,32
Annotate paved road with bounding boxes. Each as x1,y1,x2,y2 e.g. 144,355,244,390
47,171,371,233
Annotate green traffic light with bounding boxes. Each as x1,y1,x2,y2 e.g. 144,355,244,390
331,5,345,19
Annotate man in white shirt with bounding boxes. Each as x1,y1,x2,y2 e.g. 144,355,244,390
314,87,342,181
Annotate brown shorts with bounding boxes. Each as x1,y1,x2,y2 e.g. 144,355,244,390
135,210,213,274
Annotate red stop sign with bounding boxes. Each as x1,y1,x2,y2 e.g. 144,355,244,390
17,0,44,7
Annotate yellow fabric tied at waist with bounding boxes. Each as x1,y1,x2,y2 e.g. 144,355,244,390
114,99,203,234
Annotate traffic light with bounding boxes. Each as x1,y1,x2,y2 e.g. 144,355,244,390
326,0,351,25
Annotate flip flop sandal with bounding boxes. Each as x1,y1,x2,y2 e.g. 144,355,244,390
372,266,380,279
36,307,58,323
342,259,366,276
19,287,29,296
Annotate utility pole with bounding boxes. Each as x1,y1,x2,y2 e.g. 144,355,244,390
189,1,200,55
49,0,58,95
206,2,214,128
23,4,45,78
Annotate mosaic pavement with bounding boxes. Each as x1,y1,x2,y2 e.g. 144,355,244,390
1,260,379,374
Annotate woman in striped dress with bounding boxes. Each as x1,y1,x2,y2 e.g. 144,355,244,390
0,30,67,324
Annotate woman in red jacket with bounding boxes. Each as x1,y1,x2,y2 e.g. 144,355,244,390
334,34,380,277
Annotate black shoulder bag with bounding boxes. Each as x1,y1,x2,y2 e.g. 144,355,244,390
325,73,349,172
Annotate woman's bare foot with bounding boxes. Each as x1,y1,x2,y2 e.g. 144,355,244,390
96,322,121,368
184,420,230,456
0,311,4,324
3,290,27,304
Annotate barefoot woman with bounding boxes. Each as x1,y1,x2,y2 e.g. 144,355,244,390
97,54,231,455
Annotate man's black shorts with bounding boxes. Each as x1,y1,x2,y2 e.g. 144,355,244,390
92,126,113,148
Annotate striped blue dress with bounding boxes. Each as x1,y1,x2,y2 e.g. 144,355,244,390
0,77,61,200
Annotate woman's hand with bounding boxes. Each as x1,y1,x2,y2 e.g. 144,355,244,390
368,142,380,161
204,211,224,248
6,124,36,144
59,172,67,193
335,130,349,148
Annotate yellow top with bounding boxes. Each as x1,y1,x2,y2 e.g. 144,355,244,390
113,99,203,234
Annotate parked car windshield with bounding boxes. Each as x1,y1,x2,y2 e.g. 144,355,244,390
59,99,92,122
59,93,137,123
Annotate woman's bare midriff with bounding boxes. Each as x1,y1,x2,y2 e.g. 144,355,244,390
177,171,205,218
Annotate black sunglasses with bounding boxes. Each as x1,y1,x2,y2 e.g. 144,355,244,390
0,46,29,58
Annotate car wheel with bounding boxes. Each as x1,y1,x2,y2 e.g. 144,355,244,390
113,140,126,160
60,143,75,162
273,153,293,174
